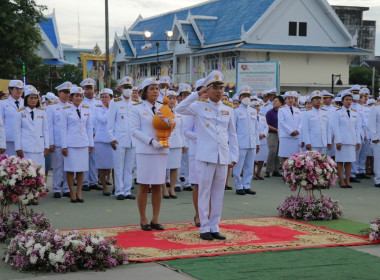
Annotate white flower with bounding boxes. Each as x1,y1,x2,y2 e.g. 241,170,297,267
0,170,6,177
21,199,29,205
49,252,57,265
300,180,307,186
315,167,322,174
110,245,115,253
54,235,62,242
64,240,71,247
34,243,42,250
8,179,16,186
26,239,35,248
27,167,37,177
90,237,100,245
0,190,3,198
85,246,94,253
39,246,46,258
30,254,38,264
370,224,379,232
4,254,9,263
26,247,33,256
27,193,34,200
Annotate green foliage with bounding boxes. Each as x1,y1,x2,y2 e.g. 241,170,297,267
349,66,379,92
0,0,47,79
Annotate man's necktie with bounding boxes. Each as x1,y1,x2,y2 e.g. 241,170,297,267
76,108,81,119
347,110,350,118
290,107,293,115
15,100,19,109
152,106,156,114
30,111,34,120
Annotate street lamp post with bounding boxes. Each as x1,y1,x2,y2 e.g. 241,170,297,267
331,74,343,95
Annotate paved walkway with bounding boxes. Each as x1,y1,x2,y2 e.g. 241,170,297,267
1,171,380,279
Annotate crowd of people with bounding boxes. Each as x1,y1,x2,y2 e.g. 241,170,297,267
0,70,379,240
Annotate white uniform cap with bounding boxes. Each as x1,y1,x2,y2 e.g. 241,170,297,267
321,90,334,98
41,96,46,103
333,97,342,103
45,92,56,101
359,88,370,96
309,90,322,100
283,91,298,98
367,99,375,105
337,89,348,97
232,93,239,101
238,85,253,96
51,96,59,103
137,84,143,91
132,86,138,91
142,78,159,89
202,71,224,87
195,78,205,90
70,86,84,95
80,78,96,87
100,88,113,96
268,88,277,94
349,84,361,92
166,90,177,97
9,80,24,88
118,76,134,87
222,92,229,97
178,83,192,93
250,100,260,107
24,85,38,97
341,91,353,99
55,81,72,91
158,76,172,85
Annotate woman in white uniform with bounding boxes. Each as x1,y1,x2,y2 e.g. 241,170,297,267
163,90,184,199
94,88,114,196
61,86,94,203
332,92,361,188
251,100,268,180
130,78,169,231
14,86,49,205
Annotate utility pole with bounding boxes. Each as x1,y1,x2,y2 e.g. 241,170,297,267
105,0,110,88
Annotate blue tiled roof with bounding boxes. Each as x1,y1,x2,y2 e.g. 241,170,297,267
181,23,200,47
39,18,58,48
128,54,173,64
43,59,69,65
241,44,370,53
120,39,134,57
193,44,239,55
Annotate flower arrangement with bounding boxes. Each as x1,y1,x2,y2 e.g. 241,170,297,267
369,217,380,241
0,155,47,215
278,151,342,221
0,210,52,242
4,229,126,272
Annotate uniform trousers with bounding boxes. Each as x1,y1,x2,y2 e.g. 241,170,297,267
114,147,135,196
5,141,16,157
178,149,190,187
266,133,280,173
372,143,380,184
233,148,255,190
351,145,362,176
52,147,69,194
83,151,98,186
197,160,227,234
311,147,327,154
358,140,370,173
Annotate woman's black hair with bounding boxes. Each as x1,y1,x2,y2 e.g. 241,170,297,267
274,95,285,105
141,86,148,100
24,94,41,108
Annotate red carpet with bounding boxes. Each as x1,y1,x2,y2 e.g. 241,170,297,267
61,217,375,262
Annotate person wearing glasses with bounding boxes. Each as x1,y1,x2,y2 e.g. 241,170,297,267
176,71,238,241
60,86,94,203
0,80,24,156
46,82,72,199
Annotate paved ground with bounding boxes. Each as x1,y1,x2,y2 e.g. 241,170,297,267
1,171,380,279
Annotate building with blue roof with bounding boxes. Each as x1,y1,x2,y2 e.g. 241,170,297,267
112,0,373,94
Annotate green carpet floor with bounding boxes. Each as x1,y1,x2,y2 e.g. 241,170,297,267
304,218,370,236
163,247,379,280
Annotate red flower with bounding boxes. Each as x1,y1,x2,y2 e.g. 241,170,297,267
39,192,47,198
11,194,18,202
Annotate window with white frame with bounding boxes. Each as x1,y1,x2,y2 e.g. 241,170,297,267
139,64,148,77
150,63,160,77
221,51,239,70
205,54,219,71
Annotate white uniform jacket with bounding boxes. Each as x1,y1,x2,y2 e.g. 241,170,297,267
260,101,273,115
60,104,94,148
107,97,134,148
0,96,24,141
168,111,185,149
257,113,269,146
351,102,366,141
0,114,5,149
46,100,69,147
182,115,197,156
14,107,49,153
332,107,361,145
234,104,260,149
278,104,302,139
175,92,238,165
82,97,102,134
369,104,380,141
94,105,112,143
301,107,331,147
130,100,168,155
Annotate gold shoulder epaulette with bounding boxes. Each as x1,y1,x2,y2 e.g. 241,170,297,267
132,98,139,102
336,108,342,111
197,98,209,103
222,100,234,108
49,102,58,105
69,101,73,104
280,105,285,108
133,101,142,105
82,104,89,109
37,107,45,110
321,108,327,111
114,97,122,102
264,103,269,106
374,103,380,106
1,96,8,100
95,104,102,107
63,105,70,109
17,107,25,112
306,108,312,111
351,108,357,112
333,105,340,108
259,113,265,116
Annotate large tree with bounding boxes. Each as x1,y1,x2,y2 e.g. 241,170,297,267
349,66,379,95
0,0,46,79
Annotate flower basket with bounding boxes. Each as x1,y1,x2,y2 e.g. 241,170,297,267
369,217,380,241
0,155,47,216
278,151,342,221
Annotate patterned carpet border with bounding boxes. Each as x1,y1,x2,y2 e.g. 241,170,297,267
60,217,378,262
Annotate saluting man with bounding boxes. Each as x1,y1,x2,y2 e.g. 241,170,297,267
176,70,238,241
47,82,72,198
233,86,260,195
80,78,102,191
0,80,24,156
369,100,380,188
107,76,136,201
157,76,172,103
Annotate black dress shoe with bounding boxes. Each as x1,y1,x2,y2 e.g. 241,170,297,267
225,186,233,190
125,194,136,200
350,177,361,183
258,176,264,180
169,194,177,199
82,185,90,191
346,185,353,188
76,198,84,203
174,186,181,192
272,171,282,177
70,199,77,203
244,189,256,195
90,184,102,191
339,184,347,188
106,181,112,185
211,232,226,240
163,195,171,199
264,172,270,178
236,189,246,195
103,192,111,196
183,186,193,191
194,216,201,227
360,173,371,179
53,192,61,198
375,184,380,188
116,194,125,200
31,200,39,205
62,192,70,198
141,224,152,231
200,232,214,240
150,222,164,230
180,177,185,182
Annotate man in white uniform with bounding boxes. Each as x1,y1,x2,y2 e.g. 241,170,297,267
157,76,172,104
107,76,136,200
369,102,380,188
176,71,238,241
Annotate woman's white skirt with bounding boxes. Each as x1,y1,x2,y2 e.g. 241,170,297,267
24,152,45,171
64,147,89,172
167,148,182,169
255,144,268,162
279,137,300,158
188,155,199,184
335,144,356,163
136,153,168,185
94,142,114,169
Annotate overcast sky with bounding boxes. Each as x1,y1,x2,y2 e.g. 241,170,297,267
36,0,380,56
